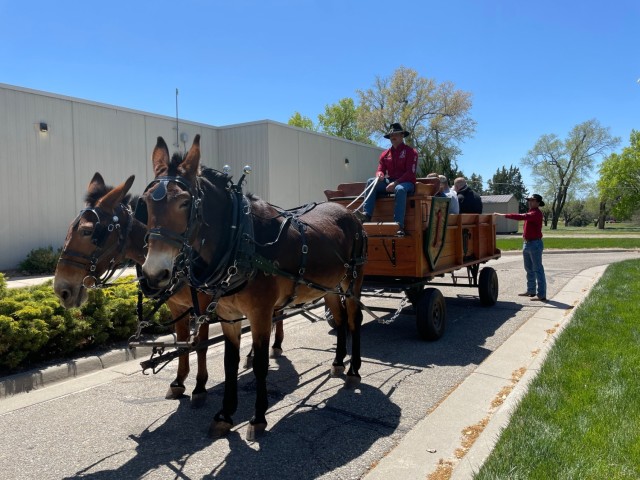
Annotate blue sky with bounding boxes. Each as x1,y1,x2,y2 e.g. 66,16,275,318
1,0,638,192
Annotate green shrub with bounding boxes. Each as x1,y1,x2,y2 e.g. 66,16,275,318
18,246,62,274
0,277,172,373
0,273,6,298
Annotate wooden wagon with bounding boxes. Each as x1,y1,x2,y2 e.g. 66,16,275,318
325,177,501,340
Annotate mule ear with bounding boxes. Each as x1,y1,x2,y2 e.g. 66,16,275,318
87,172,106,203
179,134,200,179
97,175,136,211
88,172,105,191
152,137,171,177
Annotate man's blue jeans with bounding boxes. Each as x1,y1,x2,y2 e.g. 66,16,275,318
523,239,546,297
363,178,415,228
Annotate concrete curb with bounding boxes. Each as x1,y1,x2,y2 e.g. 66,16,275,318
0,346,141,398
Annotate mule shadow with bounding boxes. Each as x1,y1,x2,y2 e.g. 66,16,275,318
64,355,300,479
203,380,400,479
357,295,524,370
64,354,398,479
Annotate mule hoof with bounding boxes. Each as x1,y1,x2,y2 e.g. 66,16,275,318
331,365,345,377
190,392,207,409
244,355,253,370
270,347,283,358
165,385,186,399
209,420,233,438
345,374,361,389
246,422,267,441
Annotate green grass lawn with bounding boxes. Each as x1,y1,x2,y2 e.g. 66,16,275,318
497,237,640,251
475,259,640,479
504,221,640,236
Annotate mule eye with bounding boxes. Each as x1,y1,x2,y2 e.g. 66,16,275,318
81,228,93,237
181,200,191,209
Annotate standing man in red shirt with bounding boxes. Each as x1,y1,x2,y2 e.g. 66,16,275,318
495,194,547,301
361,123,418,236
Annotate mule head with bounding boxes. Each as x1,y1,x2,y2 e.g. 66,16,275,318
53,173,135,308
141,135,201,289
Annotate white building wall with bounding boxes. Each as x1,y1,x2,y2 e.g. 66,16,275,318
217,122,270,200
0,84,382,269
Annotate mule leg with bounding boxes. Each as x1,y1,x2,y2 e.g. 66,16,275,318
345,299,363,389
191,322,209,408
326,295,346,377
246,313,272,441
166,307,189,399
271,319,284,358
210,321,242,438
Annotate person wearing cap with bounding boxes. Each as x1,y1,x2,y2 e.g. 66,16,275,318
439,175,459,214
361,123,418,236
495,194,547,301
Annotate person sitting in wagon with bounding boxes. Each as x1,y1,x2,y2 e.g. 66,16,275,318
360,123,418,236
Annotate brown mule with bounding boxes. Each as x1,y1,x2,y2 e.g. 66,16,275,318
53,173,213,407
140,135,367,440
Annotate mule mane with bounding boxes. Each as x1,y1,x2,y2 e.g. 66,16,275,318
166,152,187,177
200,166,232,190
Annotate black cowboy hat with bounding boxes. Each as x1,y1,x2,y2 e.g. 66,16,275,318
526,194,545,206
384,123,410,139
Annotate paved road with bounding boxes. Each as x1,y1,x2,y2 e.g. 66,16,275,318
1,250,638,479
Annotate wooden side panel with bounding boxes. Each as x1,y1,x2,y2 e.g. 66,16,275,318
328,191,500,280
365,236,420,277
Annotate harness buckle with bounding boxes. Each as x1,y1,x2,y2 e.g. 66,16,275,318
82,275,97,289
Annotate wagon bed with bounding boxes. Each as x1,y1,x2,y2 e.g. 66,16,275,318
325,177,501,340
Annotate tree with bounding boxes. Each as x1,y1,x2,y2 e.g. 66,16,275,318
467,173,484,194
521,119,620,229
356,66,476,177
487,165,529,212
288,112,317,131
317,98,373,144
597,130,640,226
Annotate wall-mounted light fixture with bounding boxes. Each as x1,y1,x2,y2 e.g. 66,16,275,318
39,122,48,133
344,158,350,165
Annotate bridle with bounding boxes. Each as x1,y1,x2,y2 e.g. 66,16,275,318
57,203,134,288
137,174,204,277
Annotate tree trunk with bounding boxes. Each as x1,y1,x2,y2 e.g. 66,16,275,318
597,201,607,229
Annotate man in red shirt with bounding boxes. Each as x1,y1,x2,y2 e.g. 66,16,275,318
495,194,547,301
361,123,418,236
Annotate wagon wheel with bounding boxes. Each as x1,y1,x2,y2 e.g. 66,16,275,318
478,266,499,306
415,287,447,341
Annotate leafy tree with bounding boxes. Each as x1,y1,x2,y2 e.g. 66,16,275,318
468,173,484,194
597,130,640,226
521,119,620,229
356,66,476,177
487,165,529,212
317,98,373,144
288,112,317,131
562,199,586,226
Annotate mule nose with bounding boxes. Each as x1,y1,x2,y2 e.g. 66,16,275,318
142,267,172,289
